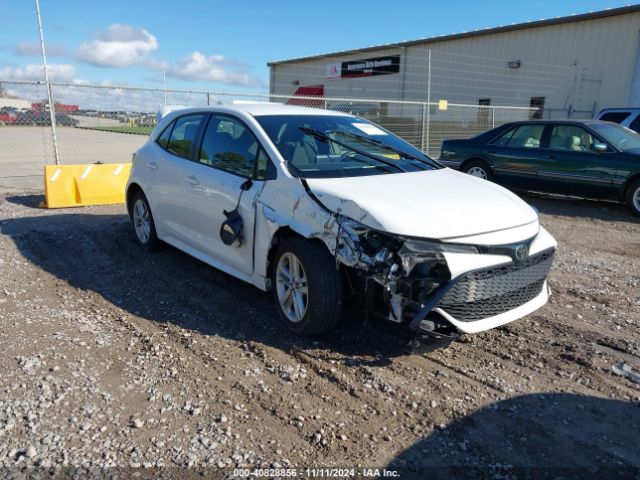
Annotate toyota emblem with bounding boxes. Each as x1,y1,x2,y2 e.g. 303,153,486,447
514,244,529,262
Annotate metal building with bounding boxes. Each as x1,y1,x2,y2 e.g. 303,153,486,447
268,5,640,117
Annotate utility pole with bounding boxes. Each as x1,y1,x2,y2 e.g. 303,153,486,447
35,0,59,165
163,67,167,106
425,49,432,157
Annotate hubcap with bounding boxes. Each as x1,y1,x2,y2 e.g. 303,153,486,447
634,186,640,212
467,166,488,179
275,252,308,323
133,198,151,244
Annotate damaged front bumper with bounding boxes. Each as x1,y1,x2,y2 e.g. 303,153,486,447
329,215,556,337
259,184,556,337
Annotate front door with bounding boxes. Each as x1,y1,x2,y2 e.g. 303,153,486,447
183,114,267,276
537,124,616,198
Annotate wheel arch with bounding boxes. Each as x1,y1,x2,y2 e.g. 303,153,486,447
264,226,334,291
125,182,143,220
459,156,493,173
621,172,640,201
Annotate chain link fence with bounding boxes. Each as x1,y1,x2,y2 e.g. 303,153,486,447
0,79,593,191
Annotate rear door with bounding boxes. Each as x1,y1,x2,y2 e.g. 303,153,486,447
147,113,206,243
537,123,616,197
485,123,545,190
182,114,273,276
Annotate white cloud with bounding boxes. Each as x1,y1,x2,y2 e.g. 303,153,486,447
0,63,76,81
76,24,158,68
168,52,263,87
15,41,66,57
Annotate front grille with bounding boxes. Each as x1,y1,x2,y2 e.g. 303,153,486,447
436,249,554,322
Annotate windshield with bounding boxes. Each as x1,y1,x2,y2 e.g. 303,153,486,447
590,122,640,151
255,114,442,178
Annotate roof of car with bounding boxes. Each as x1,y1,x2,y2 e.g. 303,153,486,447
506,119,610,126
164,102,351,118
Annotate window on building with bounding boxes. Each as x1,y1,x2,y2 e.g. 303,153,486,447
530,97,545,119
478,98,491,125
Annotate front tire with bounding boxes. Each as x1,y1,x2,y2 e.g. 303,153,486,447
131,191,160,251
271,238,343,336
463,159,493,181
626,179,640,217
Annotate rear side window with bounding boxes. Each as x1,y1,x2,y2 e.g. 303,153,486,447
199,115,260,177
599,112,630,124
156,122,173,148
167,114,205,158
492,124,544,148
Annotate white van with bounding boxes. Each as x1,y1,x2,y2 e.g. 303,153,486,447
593,108,640,132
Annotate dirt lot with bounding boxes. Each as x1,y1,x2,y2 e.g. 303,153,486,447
0,191,639,479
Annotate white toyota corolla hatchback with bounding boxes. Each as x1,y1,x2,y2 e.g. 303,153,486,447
126,103,557,337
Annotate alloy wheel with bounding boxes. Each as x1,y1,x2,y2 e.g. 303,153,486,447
133,198,151,244
275,252,309,323
467,166,488,179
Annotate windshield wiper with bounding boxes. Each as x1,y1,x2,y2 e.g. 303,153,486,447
299,126,405,173
327,129,438,167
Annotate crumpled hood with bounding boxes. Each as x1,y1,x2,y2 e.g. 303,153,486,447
305,168,539,240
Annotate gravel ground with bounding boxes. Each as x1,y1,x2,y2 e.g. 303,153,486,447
0,191,638,479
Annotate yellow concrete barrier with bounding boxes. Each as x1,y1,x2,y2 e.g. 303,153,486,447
44,163,131,208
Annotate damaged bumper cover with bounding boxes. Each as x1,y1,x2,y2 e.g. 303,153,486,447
329,215,556,336
261,186,555,336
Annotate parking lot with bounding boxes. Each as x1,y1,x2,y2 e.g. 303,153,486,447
0,182,638,476
0,124,145,192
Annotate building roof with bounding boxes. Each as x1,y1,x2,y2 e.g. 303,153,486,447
268,4,640,66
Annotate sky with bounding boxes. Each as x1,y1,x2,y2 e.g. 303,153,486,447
0,0,635,92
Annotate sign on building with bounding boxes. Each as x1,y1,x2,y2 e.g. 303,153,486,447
326,62,341,80
326,55,401,79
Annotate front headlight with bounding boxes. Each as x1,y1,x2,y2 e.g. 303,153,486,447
335,215,478,278
402,238,479,255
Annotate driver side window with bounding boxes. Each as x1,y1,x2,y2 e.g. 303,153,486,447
199,115,275,179
548,125,600,152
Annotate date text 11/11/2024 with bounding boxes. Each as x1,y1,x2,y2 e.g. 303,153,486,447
232,468,401,478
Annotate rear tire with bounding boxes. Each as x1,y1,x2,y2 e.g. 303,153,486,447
131,191,160,251
462,159,493,181
271,238,343,336
626,179,640,217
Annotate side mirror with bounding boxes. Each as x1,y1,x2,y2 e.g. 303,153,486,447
591,142,607,153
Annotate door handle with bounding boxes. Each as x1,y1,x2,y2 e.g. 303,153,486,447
544,154,555,159
146,161,158,170
185,175,200,186
487,151,496,155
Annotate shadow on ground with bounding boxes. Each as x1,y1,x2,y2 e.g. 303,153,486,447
4,194,44,209
0,201,445,362
518,191,640,224
387,392,640,480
